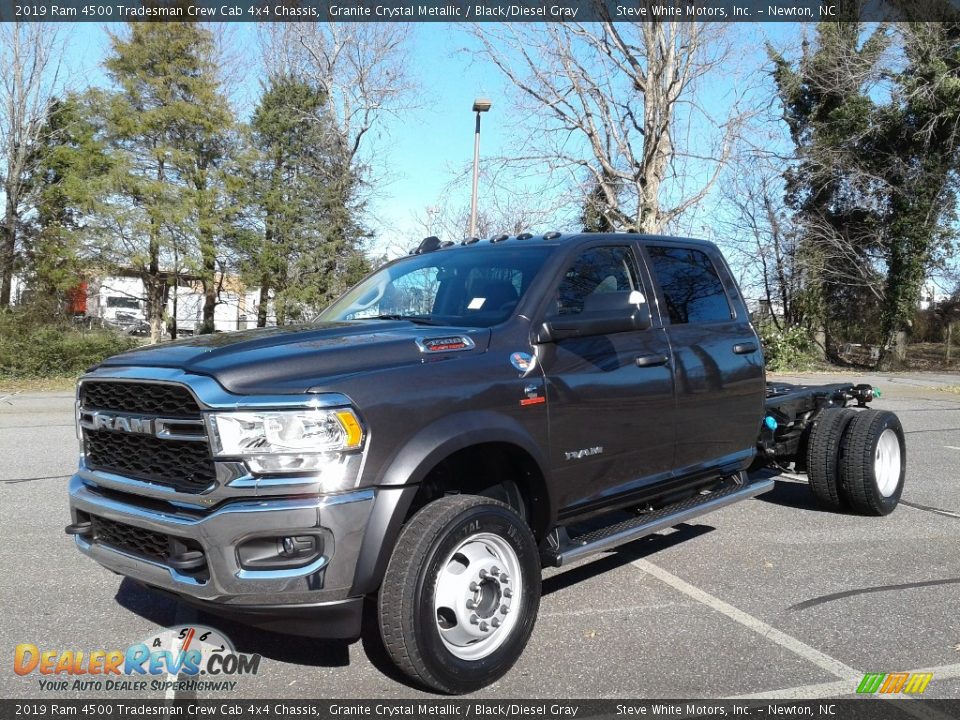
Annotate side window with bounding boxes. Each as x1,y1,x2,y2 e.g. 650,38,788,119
646,246,733,324
552,246,640,316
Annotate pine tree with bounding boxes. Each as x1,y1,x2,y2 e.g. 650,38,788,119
23,94,112,308
165,31,233,335
242,75,369,326
98,22,233,343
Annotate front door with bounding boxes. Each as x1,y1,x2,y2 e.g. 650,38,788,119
537,244,676,514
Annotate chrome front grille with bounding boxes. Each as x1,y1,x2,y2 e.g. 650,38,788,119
80,380,216,494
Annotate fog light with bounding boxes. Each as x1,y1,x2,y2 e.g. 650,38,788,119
281,536,316,557
238,534,322,570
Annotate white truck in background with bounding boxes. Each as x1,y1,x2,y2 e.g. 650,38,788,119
76,277,269,336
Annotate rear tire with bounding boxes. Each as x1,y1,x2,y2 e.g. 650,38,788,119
377,495,541,694
806,407,858,511
839,409,905,516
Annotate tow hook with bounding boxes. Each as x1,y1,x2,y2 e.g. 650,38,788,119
167,550,206,571
64,521,92,537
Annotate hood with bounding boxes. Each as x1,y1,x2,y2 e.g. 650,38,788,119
99,321,491,394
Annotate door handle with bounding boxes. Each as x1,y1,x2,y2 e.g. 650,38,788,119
733,342,758,355
635,353,669,368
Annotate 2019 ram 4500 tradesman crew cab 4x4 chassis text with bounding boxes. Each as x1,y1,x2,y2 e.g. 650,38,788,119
66,233,906,693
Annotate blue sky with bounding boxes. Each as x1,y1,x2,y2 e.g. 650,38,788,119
60,22,798,260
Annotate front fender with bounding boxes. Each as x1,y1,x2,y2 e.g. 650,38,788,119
349,410,551,596
376,409,550,487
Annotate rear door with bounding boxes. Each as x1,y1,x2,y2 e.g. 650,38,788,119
537,243,676,513
640,242,764,475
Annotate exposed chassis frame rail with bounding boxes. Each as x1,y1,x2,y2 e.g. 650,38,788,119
758,382,876,466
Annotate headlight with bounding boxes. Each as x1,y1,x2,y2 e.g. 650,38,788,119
207,408,363,475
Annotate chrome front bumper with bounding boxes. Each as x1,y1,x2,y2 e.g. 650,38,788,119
68,474,375,607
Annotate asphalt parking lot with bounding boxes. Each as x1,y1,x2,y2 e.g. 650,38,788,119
2,371,958,700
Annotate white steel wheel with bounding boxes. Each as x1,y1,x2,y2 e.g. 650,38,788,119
433,532,522,661
874,428,901,498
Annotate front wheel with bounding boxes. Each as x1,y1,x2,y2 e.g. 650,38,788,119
378,495,541,694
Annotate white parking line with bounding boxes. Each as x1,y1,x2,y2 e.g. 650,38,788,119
633,558,960,706
945,446,960,451
631,558,860,680
729,679,851,700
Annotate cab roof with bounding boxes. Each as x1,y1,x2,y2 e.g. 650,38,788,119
409,232,717,255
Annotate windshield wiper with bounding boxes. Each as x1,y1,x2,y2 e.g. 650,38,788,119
356,314,443,326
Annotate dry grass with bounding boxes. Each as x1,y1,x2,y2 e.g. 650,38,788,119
905,342,959,371
0,376,78,393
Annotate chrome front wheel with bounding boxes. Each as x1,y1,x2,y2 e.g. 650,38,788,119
434,532,522,661
378,495,541,694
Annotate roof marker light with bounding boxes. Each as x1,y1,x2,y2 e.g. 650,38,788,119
543,231,562,240
517,232,533,240
416,236,442,254
491,234,510,243
462,237,480,245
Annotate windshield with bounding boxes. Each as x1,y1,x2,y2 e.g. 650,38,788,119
319,246,554,328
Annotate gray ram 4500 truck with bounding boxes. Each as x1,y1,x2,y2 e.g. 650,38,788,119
67,233,905,693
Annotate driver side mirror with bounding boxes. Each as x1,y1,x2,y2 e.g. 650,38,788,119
535,290,652,343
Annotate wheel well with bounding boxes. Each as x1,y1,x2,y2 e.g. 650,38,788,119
409,442,549,540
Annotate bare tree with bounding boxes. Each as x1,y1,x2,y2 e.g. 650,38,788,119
718,153,800,331
0,23,66,308
409,167,561,250
720,147,887,343
411,201,540,248
468,18,752,234
258,23,417,174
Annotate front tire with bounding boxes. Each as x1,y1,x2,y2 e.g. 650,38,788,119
839,409,906,515
378,495,541,694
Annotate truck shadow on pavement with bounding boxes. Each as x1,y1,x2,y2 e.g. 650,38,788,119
541,522,715,597
111,522,720,691
114,578,351,668
751,474,825,513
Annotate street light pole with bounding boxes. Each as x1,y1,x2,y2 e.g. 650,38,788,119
469,98,492,239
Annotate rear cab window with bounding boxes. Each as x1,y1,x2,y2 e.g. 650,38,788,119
645,245,733,325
